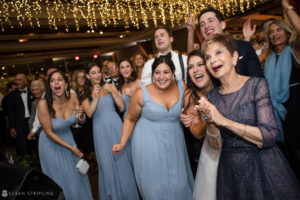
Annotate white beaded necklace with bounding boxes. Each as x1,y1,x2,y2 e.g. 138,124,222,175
220,75,240,94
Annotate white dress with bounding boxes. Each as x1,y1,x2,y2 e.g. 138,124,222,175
193,137,221,200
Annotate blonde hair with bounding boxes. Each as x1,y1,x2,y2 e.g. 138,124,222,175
267,20,297,56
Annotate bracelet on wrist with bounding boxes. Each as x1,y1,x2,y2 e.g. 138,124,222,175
78,113,86,121
206,130,220,139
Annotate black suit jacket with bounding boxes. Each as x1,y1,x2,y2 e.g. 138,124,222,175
236,39,264,77
7,88,35,132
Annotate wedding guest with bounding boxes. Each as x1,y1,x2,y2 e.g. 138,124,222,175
38,70,93,200
7,73,35,155
113,56,194,200
263,0,300,180
117,58,140,120
133,53,146,79
27,80,45,140
197,33,300,200
81,62,139,200
141,26,187,86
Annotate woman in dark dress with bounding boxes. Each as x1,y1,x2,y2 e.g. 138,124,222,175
197,34,300,200
72,70,95,156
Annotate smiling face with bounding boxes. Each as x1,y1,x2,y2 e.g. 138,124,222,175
76,71,85,87
153,62,174,90
119,60,133,79
204,42,238,80
49,72,68,97
107,62,118,78
154,28,173,54
187,55,211,91
199,12,226,39
134,54,145,68
269,23,289,50
86,66,102,86
31,85,42,98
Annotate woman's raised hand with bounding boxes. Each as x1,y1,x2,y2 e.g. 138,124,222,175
195,97,225,126
94,85,101,97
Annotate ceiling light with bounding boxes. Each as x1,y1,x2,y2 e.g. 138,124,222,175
18,38,28,43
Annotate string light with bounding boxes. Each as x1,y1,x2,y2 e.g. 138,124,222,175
0,0,272,32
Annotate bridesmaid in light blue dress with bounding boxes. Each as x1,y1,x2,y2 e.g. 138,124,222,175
38,70,93,200
82,62,139,200
117,58,140,121
113,56,194,200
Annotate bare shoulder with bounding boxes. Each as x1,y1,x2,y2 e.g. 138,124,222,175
38,98,47,107
135,79,141,88
131,88,143,105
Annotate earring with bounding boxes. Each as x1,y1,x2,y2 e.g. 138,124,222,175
233,61,237,67
52,91,55,99
65,89,69,97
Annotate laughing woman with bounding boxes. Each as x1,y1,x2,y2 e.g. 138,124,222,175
180,50,218,200
81,62,139,200
113,56,194,200
38,70,93,200
197,34,300,200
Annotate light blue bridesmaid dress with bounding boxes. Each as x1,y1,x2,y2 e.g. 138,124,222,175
39,115,93,200
132,81,194,200
92,94,139,200
121,94,130,121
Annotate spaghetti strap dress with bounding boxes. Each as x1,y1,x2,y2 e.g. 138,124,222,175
39,115,93,200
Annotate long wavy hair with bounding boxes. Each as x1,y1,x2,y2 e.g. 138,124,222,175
183,50,217,112
81,62,104,102
117,58,138,91
45,70,70,117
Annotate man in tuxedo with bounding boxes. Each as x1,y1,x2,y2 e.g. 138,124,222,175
141,26,188,86
7,73,34,156
187,7,263,77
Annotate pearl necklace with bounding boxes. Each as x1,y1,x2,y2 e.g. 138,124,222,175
220,75,240,94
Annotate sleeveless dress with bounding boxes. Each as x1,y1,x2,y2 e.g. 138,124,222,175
208,77,300,200
92,94,139,200
39,115,93,200
132,81,194,200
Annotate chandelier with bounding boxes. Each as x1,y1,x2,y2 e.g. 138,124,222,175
0,0,273,32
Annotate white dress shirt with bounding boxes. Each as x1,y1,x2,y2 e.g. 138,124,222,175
20,88,30,118
141,50,187,87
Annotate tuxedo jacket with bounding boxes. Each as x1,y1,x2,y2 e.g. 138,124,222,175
7,88,35,132
236,39,264,77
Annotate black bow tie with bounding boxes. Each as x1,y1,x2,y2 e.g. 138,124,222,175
19,89,27,94
159,52,172,59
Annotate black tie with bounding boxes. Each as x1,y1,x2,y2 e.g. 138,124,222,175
19,89,26,94
159,52,172,59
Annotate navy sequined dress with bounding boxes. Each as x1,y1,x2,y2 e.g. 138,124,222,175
207,77,300,200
